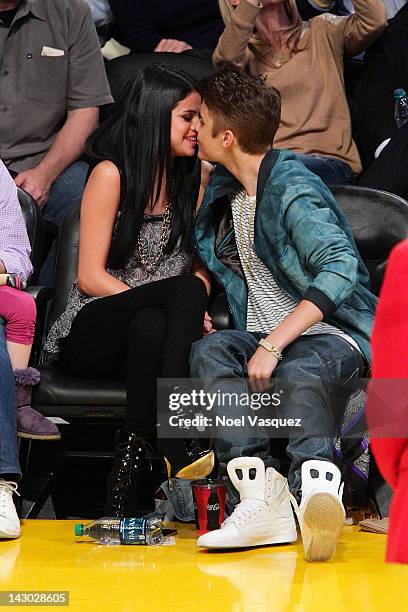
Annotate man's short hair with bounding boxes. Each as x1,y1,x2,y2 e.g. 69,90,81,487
199,70,281,154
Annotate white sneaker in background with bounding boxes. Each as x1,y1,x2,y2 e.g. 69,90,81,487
297,460,345,562
197,457,297,549
0,481,21,539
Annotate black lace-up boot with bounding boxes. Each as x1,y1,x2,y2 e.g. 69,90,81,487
106,430,168,518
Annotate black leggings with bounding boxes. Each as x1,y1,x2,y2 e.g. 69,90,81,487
60,275,208,443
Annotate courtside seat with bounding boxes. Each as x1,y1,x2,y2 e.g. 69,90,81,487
330,185,408,296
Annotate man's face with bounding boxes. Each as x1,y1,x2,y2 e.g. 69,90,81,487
195,102,224,163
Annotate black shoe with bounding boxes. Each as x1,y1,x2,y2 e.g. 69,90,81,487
105,430,167,518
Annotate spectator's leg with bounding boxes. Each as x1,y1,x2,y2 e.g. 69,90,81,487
0,288,36,369
294,153,355,186
357,123,408,200
39,160,89,286
0,323,21,482
59,276,207,516
60,275,206,380
272,334,364,498
123,307,168,443
160,274,208,378
190,330,277,508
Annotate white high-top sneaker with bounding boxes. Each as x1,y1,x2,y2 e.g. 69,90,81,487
296,460,345,562
0,481,21,539
197,457,297,549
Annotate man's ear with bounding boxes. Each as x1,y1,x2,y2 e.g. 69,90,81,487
222,130,235,149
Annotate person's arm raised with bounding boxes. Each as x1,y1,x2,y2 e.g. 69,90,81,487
343,0,386,57
322,0,386,58
213,0,262,71
77,161,130,297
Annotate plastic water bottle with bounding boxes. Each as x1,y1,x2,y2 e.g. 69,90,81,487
394,88,408,129
74,516,164,545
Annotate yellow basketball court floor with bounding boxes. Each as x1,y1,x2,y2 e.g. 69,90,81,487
1,520,407,611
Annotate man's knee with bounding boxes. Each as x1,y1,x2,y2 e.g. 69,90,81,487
191,332,224,359
190,331,238,374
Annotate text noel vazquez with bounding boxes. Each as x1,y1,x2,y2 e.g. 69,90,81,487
169,415,302,428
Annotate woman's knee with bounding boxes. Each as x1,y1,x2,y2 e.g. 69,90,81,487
129,307,167,344
172,274,208,304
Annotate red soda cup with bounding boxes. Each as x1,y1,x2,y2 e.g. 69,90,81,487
191,479,227,535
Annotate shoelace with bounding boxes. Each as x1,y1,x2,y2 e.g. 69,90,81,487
223,498,267,528
119,436,156,473
0,481,19,514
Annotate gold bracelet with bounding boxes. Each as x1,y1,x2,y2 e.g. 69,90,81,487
259,338,283,361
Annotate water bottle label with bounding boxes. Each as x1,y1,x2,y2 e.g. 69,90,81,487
119,518,147,545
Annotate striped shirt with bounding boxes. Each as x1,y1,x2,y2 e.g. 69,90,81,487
0,160,32,281
230,189,361,350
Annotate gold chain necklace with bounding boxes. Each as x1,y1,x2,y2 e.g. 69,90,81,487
137,201,172,273
237,191,257,278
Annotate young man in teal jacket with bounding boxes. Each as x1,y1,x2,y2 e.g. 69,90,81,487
190,70,377,561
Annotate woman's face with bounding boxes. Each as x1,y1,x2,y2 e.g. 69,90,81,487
170,91,201,157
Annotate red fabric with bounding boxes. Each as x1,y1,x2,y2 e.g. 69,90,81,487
367,238,408,563
0,286,36,345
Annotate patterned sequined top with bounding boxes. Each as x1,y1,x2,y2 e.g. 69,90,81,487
44,212,194,357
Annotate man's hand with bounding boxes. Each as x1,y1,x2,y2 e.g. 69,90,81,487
203,311,217,336
247,346,279,392
14,167,52,208
154,38,193,53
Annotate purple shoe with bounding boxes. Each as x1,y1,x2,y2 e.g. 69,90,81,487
14,368,61,441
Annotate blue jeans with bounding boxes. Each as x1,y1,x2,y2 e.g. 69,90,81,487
190,331,364,503
294,153,355,186
39,160,89,286
156,478,195,522
0,323,21,480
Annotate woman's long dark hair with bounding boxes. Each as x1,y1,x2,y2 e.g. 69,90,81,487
86,63,201,269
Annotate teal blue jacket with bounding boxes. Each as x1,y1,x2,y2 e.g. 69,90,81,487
194,149,377,362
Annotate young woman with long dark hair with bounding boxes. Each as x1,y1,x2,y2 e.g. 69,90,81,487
44,64,214,517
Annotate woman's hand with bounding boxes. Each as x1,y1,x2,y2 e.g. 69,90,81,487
203,311,216,336
247,346,279,392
